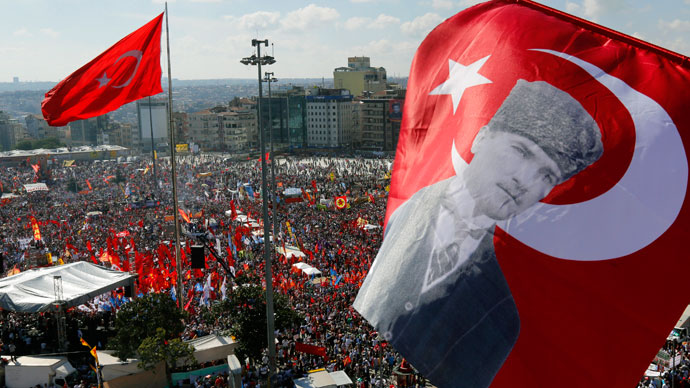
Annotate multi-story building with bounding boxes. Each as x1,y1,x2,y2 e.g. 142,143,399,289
358,89,405,151
188,109,219,151
259,86,307,150
306,89,359,148
106,122,136,149
137,99,169,153
172,112,189,145
217,109,254,152
187,106,256,152
333,56,387,98
0,111,28,151
24,114,70,144
69,116,105,146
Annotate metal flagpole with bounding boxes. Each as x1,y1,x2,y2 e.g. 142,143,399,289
165,2,184,311
148,96,157,189
264,72,279,254
253,38,277,384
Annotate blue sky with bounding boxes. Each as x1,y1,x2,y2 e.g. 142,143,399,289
1,0,689,82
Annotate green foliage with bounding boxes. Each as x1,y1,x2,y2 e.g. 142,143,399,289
206,284,302,363
137,328,195,371
110,293,187,360
13,137,65,150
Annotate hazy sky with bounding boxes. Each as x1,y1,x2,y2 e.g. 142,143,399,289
2,0,689,82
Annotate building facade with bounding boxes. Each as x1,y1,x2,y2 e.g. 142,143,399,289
259,86,307,150
0,111,27,151
306,90,359,148
137,99,169,153
333,56,387,98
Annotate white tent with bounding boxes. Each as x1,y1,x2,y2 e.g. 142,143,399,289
3,356,76,388
0,262,135,312
185,333,237,365
276,245,306,259
292,262,322,276
294,369,353,388
96,351,142,381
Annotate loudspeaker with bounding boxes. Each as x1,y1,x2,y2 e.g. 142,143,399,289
191,245,205,269
124,285,133,298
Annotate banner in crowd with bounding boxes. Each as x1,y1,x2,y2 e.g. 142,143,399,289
354,1,690,387
295,342,328,359
24,183,49,193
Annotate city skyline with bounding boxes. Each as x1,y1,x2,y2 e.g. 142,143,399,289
1,0,689,82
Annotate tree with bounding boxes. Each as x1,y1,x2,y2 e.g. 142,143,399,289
204,284,302,363
138,328,195,387
109,293,187,360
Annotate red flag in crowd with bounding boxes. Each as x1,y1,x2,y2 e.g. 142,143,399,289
30,216,41,241
178,209,191,223
295,342,327,359
41,13,164,126
354,1,690,388
230,200,237,220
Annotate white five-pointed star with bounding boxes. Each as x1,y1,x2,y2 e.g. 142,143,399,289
429,56,492,114
96,72,111,88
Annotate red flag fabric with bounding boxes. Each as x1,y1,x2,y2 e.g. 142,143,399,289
294,342,327,359
41,13,164,126
179,209,191,223
30,216,41,241
230,201,237,220
353,1,690,388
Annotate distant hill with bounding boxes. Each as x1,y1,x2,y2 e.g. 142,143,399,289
0,77,407,93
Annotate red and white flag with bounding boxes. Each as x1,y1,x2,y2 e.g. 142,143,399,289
354,1,690,387
41,13,164,126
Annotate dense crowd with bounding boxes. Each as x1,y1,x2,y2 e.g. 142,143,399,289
0,152,428,387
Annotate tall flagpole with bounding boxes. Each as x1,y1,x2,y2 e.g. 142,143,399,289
165,2,184,311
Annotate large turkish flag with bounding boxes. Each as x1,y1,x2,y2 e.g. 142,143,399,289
361,0,690,387
42,13,164,126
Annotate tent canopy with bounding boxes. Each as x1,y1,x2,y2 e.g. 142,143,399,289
178,333,237,366
0,262,135,312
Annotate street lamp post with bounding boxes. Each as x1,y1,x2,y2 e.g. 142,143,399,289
241,39,277,384
263,72,279,257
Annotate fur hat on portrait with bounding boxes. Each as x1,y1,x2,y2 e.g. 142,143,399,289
486,79,603,180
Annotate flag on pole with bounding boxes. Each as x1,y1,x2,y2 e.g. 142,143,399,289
30,216,41,241
90,346,99,364
41,13,164,126
178,208,191,223
353,1,690,388
80,338,90,348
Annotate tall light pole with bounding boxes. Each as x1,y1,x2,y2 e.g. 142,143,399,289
241,39,277,384
263,71,279,255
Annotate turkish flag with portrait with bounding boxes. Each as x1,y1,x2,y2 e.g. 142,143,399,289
379,0,690,387
41,13,164,126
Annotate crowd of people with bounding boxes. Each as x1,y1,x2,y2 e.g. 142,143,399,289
2,152,684,388
0,151,428,387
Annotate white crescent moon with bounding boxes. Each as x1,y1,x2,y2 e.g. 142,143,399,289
111,50,143,89
452,49,688,261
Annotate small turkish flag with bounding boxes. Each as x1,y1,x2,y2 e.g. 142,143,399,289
42,13,164,126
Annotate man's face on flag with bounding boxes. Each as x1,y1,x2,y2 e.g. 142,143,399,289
464,128,562,221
